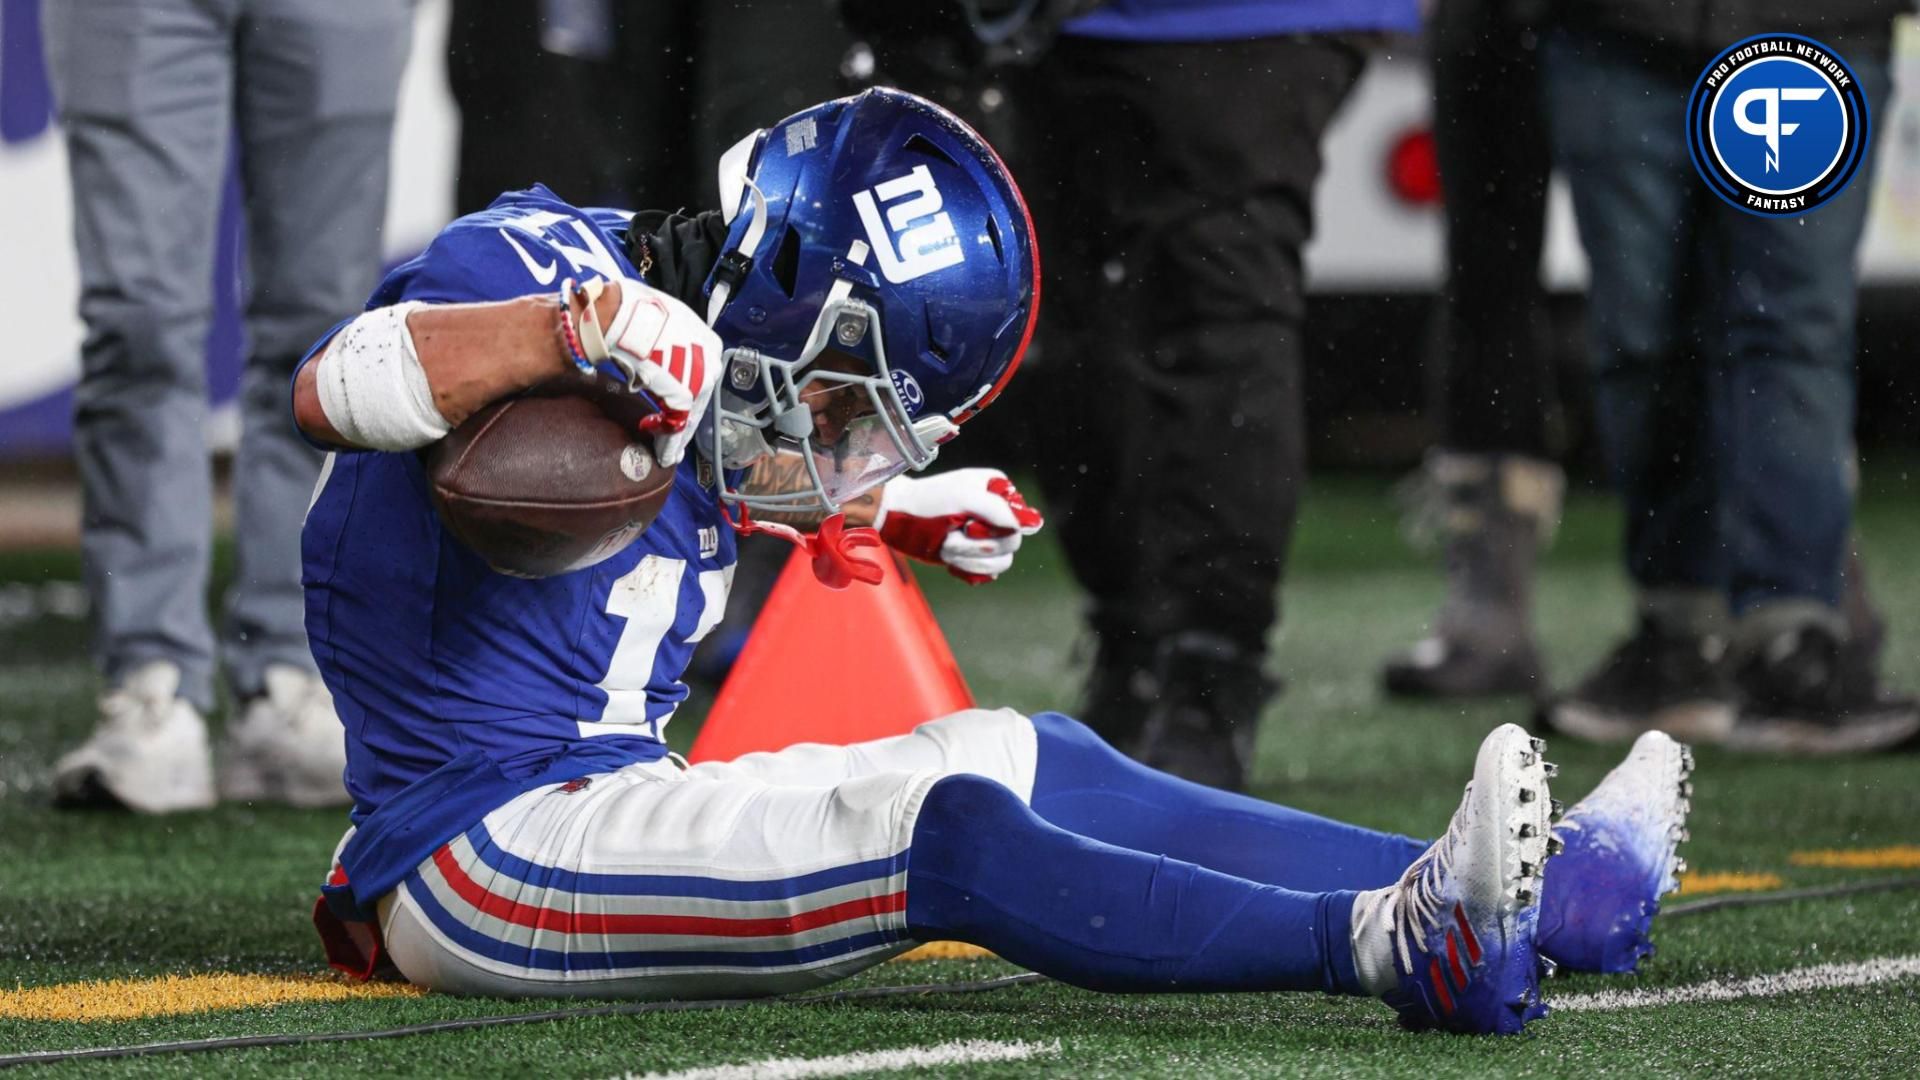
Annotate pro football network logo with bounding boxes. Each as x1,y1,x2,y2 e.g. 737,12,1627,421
1687,35,1871,216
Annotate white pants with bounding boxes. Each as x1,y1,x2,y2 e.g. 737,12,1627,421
372,708,1038,999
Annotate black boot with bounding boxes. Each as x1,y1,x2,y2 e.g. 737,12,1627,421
1382,452,1560,699
1134,632,1280,792
1728,608,1920,755
1541,592,1736,745
1078,627,1157,753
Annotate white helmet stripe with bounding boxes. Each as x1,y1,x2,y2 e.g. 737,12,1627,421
706,177,771,328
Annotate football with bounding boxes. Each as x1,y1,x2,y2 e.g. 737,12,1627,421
423,377,677,578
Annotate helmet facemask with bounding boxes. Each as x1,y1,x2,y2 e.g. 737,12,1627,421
708,277,959,517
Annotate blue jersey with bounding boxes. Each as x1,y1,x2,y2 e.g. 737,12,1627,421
301,188,738,866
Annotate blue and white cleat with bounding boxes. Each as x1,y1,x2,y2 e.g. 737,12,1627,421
1537,730,1693,973
1371,723,1556,1034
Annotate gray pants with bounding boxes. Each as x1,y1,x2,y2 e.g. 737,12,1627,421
45,0,412,712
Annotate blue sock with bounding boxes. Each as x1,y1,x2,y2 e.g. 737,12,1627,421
906,773,1366,995
1027,712,1428,892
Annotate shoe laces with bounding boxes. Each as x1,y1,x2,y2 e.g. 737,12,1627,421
1388,785,1469,976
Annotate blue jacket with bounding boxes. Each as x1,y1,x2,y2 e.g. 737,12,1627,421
1064,0,1421,42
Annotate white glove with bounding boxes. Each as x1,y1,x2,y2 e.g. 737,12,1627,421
874,468,1044,583
576,277,721,467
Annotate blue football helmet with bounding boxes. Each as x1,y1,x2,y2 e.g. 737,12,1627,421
699,87,1040,518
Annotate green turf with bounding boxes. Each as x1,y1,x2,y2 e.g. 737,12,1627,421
4,469,1919,1076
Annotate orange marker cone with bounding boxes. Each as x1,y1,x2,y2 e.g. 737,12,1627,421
688,549,975,763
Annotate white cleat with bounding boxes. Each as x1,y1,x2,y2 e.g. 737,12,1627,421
51,661,216,814
1360,723,1554,1034
218,664,351,808
1537,730,1694,973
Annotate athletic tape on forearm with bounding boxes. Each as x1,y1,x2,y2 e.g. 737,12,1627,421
315,302,452,451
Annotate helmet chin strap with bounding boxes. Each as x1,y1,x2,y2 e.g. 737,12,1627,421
707,177,770,328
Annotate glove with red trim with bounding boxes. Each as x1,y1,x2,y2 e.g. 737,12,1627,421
577,278,720,467
874,469,1044,584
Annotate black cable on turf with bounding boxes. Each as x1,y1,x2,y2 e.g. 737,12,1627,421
0,972,1049,1070
1664,874,1920,918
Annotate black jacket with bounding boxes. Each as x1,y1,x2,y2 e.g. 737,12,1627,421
621,209,731,312
1555,0,1907,55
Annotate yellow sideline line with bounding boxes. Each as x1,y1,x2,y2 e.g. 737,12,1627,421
2,956,983,1023
0,973,424,1023
1790,845,1920,870
1672,870,1783,896
894,941,997,962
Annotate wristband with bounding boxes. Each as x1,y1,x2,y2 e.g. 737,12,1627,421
555,279,594,375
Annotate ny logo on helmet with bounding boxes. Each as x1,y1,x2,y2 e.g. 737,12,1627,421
852,166,965,284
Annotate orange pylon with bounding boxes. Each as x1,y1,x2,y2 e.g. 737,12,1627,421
688,549,975,762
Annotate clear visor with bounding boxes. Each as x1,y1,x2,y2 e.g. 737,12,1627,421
738,411,942,517
815,410,929,503
710,294,958,516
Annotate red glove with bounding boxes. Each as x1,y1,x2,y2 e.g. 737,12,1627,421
874,469,1044,584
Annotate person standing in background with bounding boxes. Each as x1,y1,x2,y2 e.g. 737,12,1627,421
1538,1,1918,753
444,0,637,215
44,0,413,812
1012,1,1418,790
446,0,857,216
841,0,1422,790
1383,0,1894,722
1378,0,1566,703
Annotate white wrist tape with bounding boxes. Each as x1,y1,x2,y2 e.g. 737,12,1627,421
315,302,452,451
571,277,613,361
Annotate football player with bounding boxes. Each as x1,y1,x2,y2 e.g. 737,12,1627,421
297,88,1690,1033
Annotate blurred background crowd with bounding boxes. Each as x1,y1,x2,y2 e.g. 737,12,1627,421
1,0,1917,812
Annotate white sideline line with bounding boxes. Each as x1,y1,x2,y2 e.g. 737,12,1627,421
1555,954,1920,1012
614,957,1918,1078
619,1038,1061,1080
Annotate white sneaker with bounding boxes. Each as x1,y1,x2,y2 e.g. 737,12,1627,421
1352,723,1555,1034
218,665,350,808
52,661,217,814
